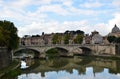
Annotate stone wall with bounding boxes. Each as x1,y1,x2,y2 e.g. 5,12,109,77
115,44,120,55
0,47,12,69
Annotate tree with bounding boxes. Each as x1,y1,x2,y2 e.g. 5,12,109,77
0,20,19,50
107,36,116,43
52,33,62,44
76,30,84,35
64,34,70,44
74,34,83,44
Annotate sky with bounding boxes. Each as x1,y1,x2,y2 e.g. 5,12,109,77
0,0,120,37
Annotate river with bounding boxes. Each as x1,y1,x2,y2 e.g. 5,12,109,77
1,56,120,79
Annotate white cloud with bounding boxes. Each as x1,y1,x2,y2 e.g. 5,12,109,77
80,1,102,8
38,4,69,16
108,13,120,27
0,0,120,37
112,0,120,8
18,12,120,37
18,20,89,37
62,0,73,7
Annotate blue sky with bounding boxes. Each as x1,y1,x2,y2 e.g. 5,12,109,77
0,0,120,37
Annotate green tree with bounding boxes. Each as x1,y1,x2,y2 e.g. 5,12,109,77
64,34,70,44
107,36,116,43
52,33,62,44
0,27,4,46
0,20,19,50
74,34,83,44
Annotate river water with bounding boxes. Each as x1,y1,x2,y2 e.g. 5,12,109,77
1,56,120,79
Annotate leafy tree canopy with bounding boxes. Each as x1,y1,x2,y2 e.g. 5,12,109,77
74,34,83,44
0,20,19,50
64,30,84,35
64,34,70,44
52,33,62,44
107,36,116,43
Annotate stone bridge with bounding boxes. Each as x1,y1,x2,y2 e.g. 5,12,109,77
13,44,116,58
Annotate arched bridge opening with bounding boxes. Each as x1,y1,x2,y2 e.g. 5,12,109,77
79,47,92,55
14,48,40,58
45,47,69,57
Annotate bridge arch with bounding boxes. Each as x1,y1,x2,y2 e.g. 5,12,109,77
79,47,92,55
45,47,69,56
14,48,40,58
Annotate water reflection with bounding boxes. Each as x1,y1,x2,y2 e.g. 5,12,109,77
18,68,120,79
17,56,120,79
20,60,28,69
1,56,120,79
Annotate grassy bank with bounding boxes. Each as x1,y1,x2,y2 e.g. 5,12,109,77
0,60,20,78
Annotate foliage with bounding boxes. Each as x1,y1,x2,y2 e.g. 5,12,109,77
52,33,62,44
107,36,116,43
0,20,19,50
74,34,83,44
64,34,70,44
64,30,84,35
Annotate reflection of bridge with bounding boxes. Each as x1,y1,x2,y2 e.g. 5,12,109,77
13,44,115,58
22,56,120,76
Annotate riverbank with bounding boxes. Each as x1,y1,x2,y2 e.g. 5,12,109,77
0,60,20,78
74,54,120,60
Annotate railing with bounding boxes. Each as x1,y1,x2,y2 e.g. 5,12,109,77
19,44,115,47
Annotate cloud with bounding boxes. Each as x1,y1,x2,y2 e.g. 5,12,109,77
62,0,73,7
80,1,102,8
0,0,120,37
38,4,69,16
112,0,120,8
18,20,88,37
108,13,120,27
18,12,120,37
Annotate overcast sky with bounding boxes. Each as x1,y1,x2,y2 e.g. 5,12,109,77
0,0,120,37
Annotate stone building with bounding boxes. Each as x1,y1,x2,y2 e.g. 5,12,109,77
42,34,53,45
20,35,45,46
20,35,31,46
84,34,92,44
31,36,44,46
83,31,103,44
91,30,103,44
92,33,103,44
108,24,120,37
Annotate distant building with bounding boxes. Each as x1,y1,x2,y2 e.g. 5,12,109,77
108,24,120,37
112,24,120,33
84,34,92,44
31,36,44,46
91,31,103,44
43,34,53,45
20,35,45,46
20,35,31,46
91,30,99,36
